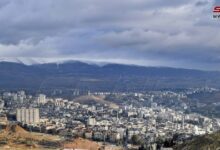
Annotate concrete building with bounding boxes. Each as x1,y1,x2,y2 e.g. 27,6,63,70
37,94,46,104
16,108,40,124
0,100,4,110
0,114,7,125
87,117,96,126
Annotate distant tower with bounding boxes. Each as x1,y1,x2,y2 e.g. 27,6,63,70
37,94,46,104
150,95,154,102
116,110,119,123
182,115,185,130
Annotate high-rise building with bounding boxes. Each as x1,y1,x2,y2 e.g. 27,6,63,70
16,108,40,124
0,100,4,109
37,94,46,104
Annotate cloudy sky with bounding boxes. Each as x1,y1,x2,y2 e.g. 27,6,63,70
0,0,220,70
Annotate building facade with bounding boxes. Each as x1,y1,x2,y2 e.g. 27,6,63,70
16,108,40,124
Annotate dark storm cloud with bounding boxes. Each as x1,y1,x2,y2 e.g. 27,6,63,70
0,0,219,70
195,1,209,6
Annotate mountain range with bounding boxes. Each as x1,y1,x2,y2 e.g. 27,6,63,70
0,61,220,92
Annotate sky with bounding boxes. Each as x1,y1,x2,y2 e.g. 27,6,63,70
0,0,220,70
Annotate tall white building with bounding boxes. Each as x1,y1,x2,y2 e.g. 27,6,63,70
0,99,4,112
87,117,96,126
16,108,40,124
37,94,46,104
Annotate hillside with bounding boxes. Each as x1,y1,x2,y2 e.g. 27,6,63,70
0,61,220,91
73,95,119,109
0,124,101,150
174,131,220,150
0,124,62,149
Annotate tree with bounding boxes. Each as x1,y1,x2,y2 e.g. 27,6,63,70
131,135,142,145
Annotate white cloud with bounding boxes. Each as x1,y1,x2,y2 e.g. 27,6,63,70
0,0,219,70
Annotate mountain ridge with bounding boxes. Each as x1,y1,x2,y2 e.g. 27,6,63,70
0,61,220,91
0,58,219,72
